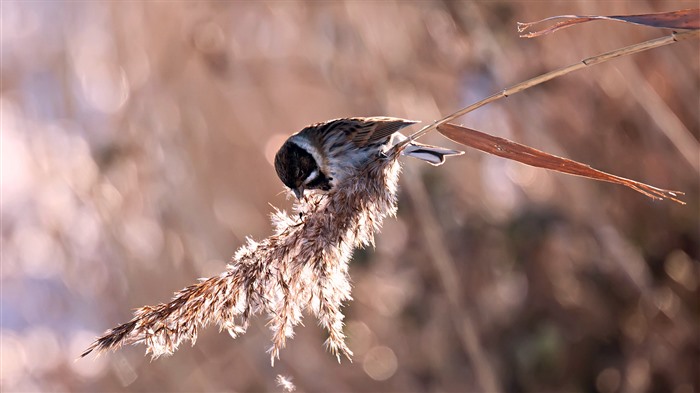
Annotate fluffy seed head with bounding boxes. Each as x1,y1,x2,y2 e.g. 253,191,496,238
82,144,403,364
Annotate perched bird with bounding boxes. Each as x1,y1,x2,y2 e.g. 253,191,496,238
83,118,438,363
274,117,463,199
83,117,461,363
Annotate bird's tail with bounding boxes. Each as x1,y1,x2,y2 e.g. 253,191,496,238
402,142,464,166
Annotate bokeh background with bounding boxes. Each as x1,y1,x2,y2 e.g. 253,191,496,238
2,1,698,392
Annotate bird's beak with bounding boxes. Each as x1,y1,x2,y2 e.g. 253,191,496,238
293,187,304,200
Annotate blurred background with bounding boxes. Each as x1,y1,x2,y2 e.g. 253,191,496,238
2,1,698,392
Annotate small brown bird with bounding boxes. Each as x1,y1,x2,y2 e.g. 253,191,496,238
274,117,463,199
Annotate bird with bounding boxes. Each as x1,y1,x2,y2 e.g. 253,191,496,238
274,117,463,199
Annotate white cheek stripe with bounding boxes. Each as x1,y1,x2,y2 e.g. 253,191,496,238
289,137,327,173
303,169,319,185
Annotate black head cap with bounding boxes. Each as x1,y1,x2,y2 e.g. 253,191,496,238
274,141,319,196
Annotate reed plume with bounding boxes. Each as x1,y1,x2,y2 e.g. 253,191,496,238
82,149,402,363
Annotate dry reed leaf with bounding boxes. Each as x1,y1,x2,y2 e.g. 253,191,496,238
518,9,700,37
399,31,698,154
437,123,685,204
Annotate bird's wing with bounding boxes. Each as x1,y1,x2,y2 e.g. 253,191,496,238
350,117,418,146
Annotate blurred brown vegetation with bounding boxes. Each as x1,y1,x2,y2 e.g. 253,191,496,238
1,1,698,392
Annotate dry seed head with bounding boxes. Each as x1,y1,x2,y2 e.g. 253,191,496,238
82,150,401,364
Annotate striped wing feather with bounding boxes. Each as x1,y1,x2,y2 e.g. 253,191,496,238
350,117,418,146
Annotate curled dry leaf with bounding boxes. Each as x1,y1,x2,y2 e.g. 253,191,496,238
518,8,700,38
437,123,685,204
